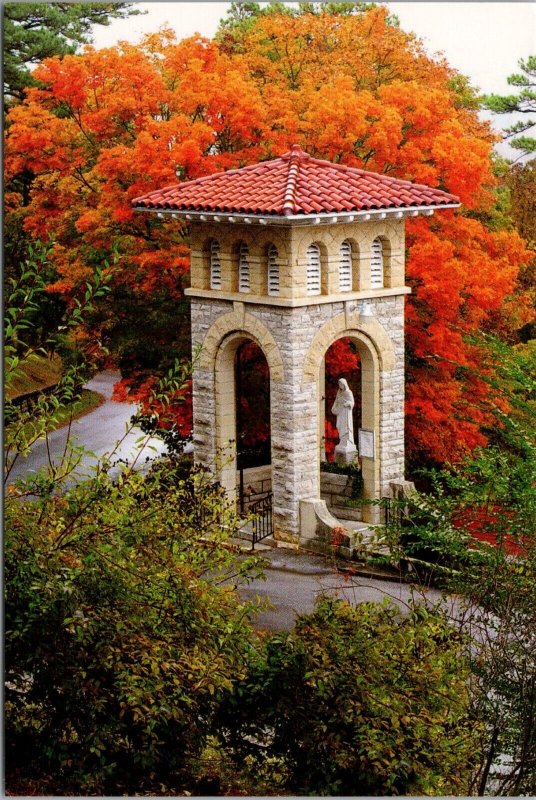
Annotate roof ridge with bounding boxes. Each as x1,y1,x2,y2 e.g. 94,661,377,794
282,146,304,216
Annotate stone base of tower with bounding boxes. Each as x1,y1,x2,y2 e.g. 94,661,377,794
190,291,409,550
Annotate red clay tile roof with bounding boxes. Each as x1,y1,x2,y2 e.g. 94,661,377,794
132,145,460,216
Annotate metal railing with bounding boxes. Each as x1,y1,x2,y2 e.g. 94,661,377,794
249,491,273,547
382,497,411,527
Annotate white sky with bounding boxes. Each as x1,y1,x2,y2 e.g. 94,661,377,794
93,1,535,95
92,2,536,154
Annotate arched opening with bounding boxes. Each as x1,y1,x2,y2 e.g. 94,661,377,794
214,333,271,511
306,242,321,296
235,340,271,468
235,340,271,512
370,237,384,289
317,334,379,522
232,240,251,293
338,240,353,292
323,338,361,461
209,238,222,289
267,243,280,296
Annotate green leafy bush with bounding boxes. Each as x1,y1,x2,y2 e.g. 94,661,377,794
218,596,478,796
5,458,264,795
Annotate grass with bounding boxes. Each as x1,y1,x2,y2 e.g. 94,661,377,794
6,389,104,445
49,389,104,431
6,353,63,401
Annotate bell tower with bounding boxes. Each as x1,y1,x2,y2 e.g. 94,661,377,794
133,146,459,544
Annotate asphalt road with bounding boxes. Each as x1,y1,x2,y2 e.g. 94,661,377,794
6,374,448,631
6,370,168,485
239,548,446,631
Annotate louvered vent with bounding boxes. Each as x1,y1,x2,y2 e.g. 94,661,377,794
268,244,279,296
306,243,321,295
370,238,384,289
238,242,250,292
210,240,222,289
339,240,352,292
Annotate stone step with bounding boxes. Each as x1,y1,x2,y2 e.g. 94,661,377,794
329,504,363,522
236,523,254,542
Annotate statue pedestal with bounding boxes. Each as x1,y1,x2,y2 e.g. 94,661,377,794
334,442,358,465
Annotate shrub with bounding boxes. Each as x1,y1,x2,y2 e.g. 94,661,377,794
218,596,478,796
5,458,264,795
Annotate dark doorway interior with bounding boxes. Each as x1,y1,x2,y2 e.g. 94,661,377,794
235,340,271,470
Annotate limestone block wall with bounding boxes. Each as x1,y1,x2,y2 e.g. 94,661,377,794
190,290,406,540
236,465,272,508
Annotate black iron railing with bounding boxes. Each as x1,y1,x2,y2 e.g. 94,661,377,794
249,491,273,547
382,497,410,527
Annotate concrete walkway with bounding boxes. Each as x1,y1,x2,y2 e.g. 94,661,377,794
238,546,446,631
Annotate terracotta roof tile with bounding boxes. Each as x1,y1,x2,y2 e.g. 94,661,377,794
132,144,460,215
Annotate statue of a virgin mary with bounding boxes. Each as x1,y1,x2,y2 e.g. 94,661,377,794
331,378,357,461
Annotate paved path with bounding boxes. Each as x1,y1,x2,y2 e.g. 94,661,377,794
6,371,168,485
6,374,451,632
239,548,448,631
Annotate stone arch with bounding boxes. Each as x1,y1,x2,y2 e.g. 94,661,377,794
303,312,397,515
199,308,285,382
303,311,395,383
212,331,272,499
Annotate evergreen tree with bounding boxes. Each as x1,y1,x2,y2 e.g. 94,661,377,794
3,2,140,101
485,55,536,159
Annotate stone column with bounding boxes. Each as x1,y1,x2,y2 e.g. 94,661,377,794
271,379,319,542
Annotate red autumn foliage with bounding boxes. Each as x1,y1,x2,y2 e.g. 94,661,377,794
454,505,532,558
4,8,533,463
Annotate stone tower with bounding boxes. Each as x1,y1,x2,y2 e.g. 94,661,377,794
133,146,459,543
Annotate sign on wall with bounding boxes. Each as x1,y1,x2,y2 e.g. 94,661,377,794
358,429,375,459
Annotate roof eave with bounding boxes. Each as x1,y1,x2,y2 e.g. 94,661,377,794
132,203,460,226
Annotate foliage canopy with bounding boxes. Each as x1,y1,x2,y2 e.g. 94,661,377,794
218,596,477,796
4,6,532,464
485,55,536,159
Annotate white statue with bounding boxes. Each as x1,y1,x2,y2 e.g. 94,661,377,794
331,378,357,462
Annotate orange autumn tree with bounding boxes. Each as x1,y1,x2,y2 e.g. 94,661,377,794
5,6,531,464
4,32,269,399
225,7,531,463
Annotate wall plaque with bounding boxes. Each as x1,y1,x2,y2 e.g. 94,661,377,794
358,429,375,459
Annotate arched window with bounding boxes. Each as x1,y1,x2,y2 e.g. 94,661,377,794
210,239,222,289
238,241,250,292
267,244,279,296
306,243,321,296
370,238,384,289
339,240,352,292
